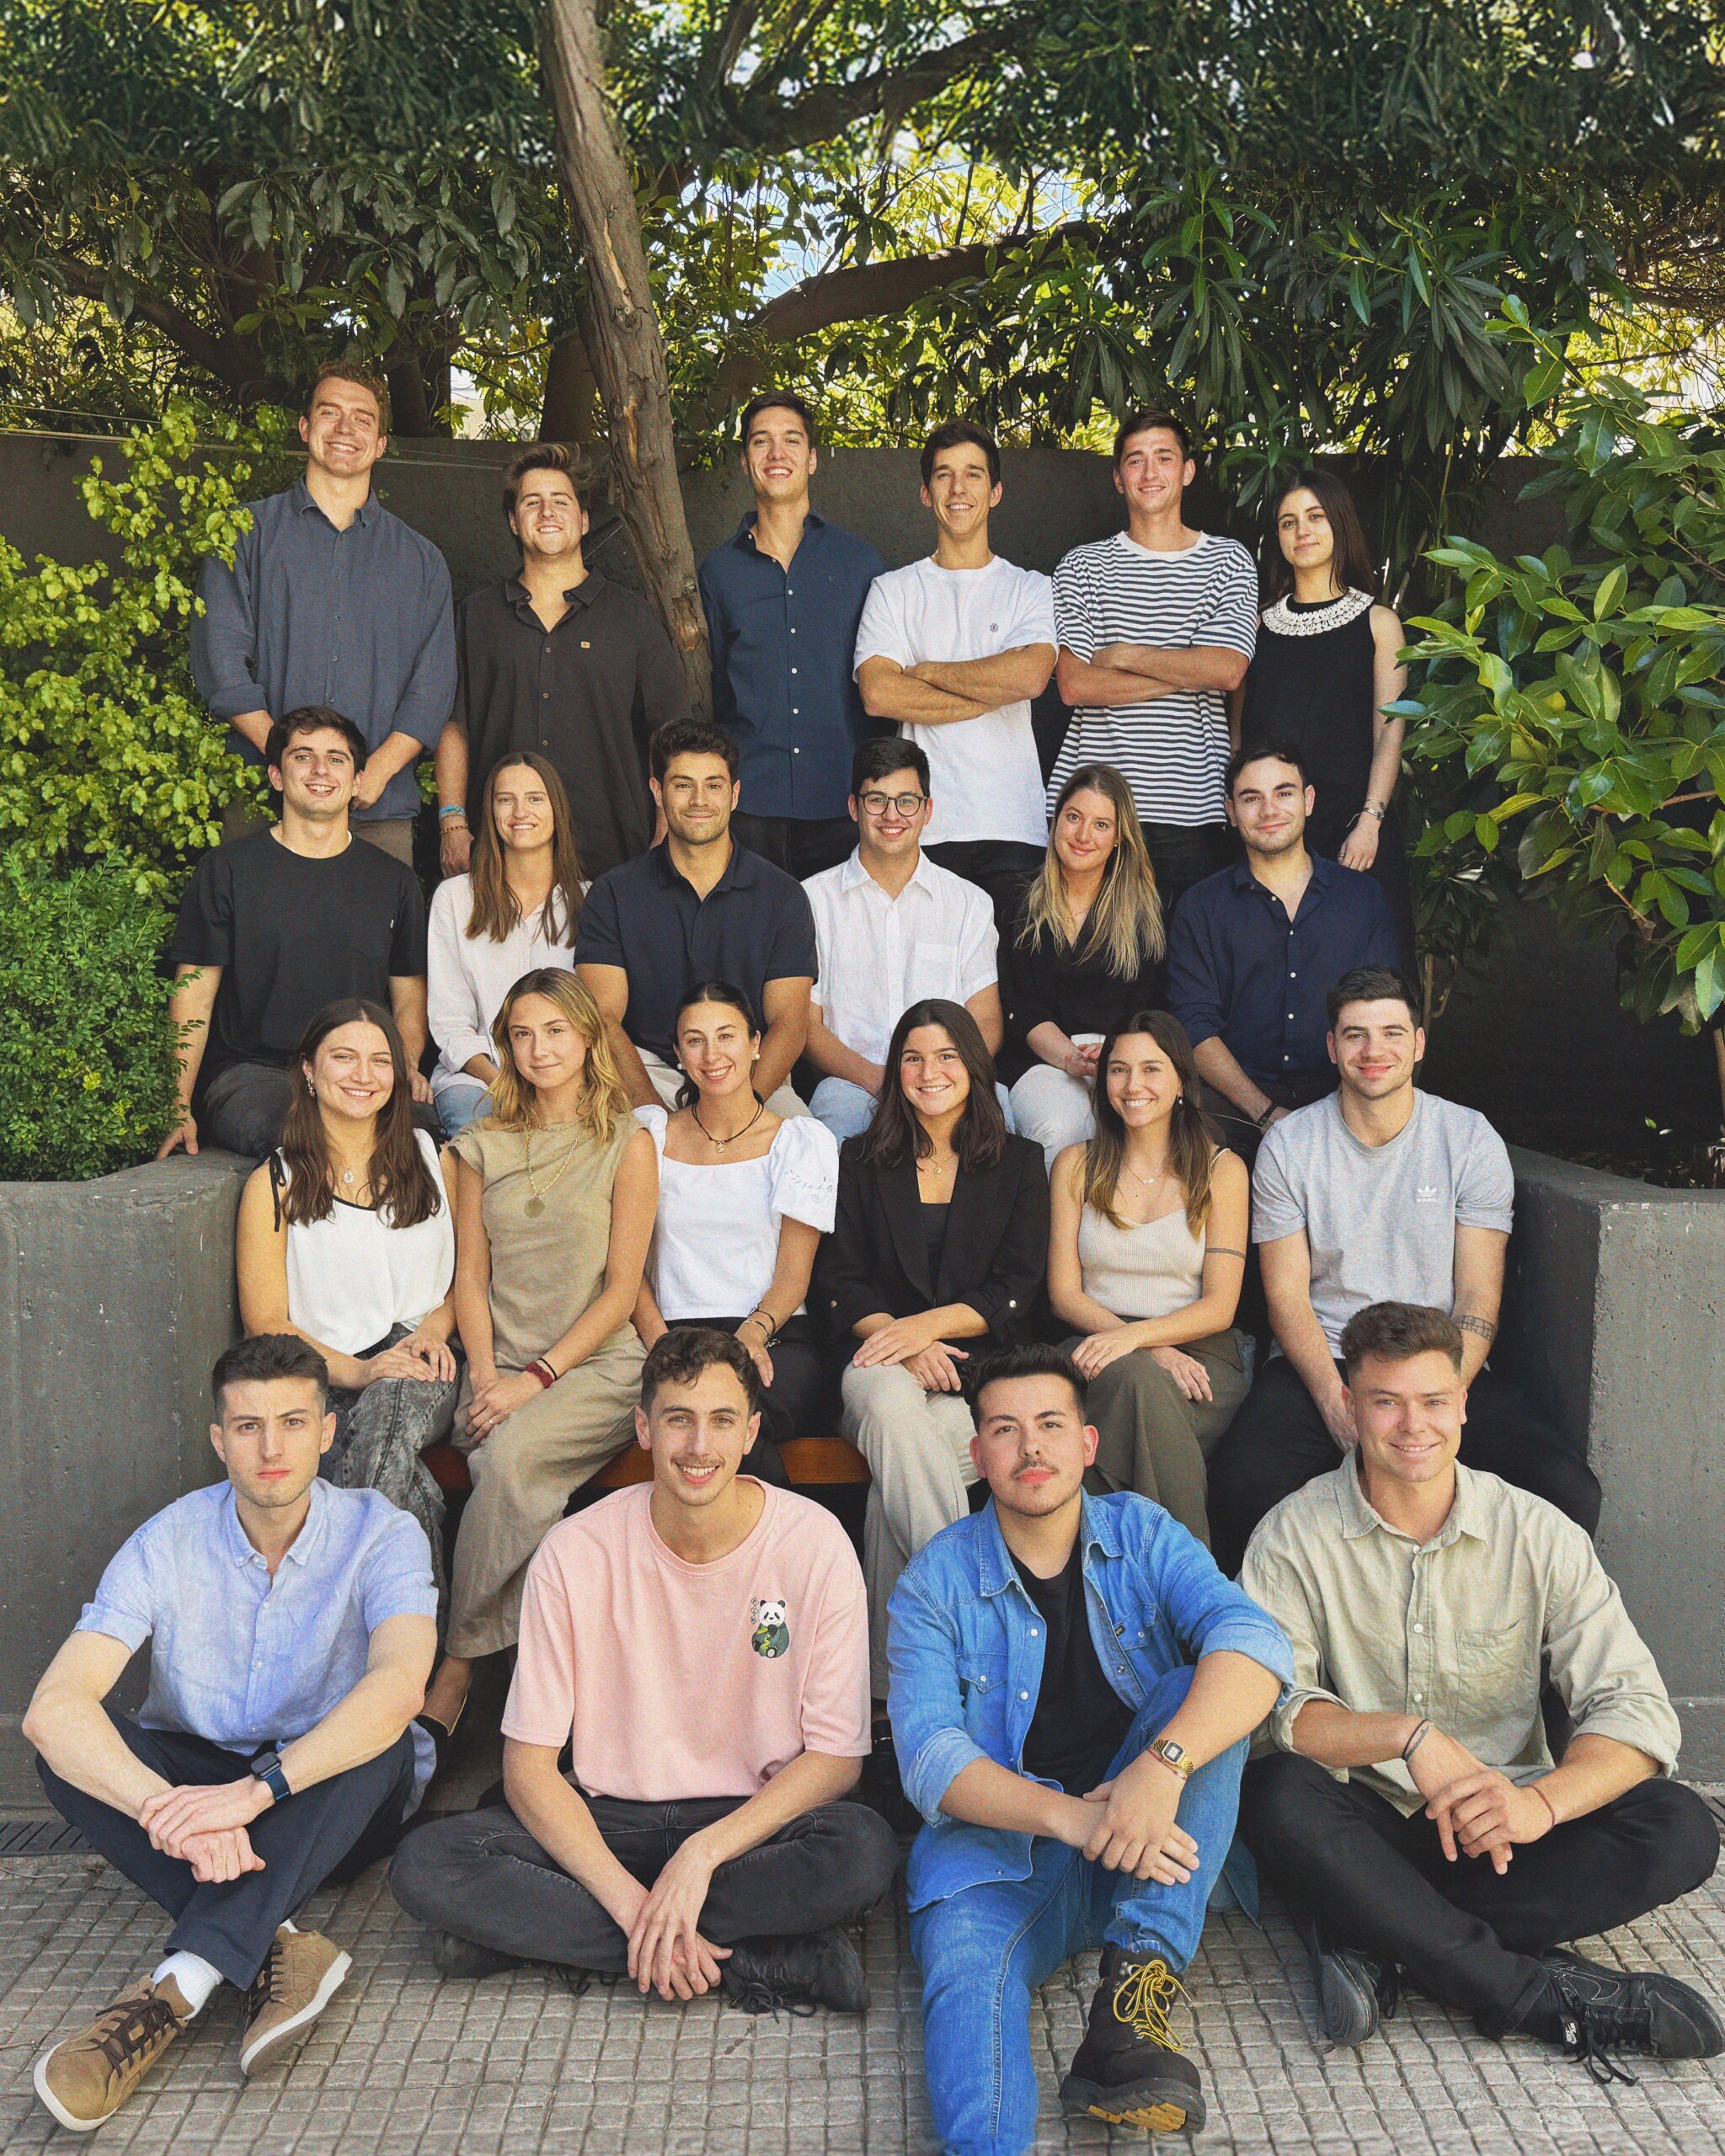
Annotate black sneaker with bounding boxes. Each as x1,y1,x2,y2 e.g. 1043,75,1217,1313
1058,1943,1205,2135
721,1929,870,2016
430,1930,523,1981
1530,1950,1725,2085
1295,1914,1398,2048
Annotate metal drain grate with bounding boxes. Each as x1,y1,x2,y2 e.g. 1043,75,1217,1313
0,1820,88,1856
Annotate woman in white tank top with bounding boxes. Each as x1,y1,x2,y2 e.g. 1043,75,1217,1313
237,1000,459,1613
1047,1011,1249,1545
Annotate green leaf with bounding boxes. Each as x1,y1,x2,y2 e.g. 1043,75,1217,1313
1593,565,1626,620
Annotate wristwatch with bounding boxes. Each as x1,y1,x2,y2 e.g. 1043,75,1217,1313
1147,1736,1194,1783
252,1752,292,1806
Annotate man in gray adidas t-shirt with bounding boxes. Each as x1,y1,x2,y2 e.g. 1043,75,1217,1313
1206,967,1601,1572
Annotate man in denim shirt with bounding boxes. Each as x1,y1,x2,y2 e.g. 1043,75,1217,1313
888,1344,1290,2152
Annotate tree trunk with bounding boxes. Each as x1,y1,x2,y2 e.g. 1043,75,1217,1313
540,322,602,443
539,0,712,718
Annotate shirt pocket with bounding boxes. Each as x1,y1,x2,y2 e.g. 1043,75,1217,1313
958,1655,1008,1750
905,940,962,1005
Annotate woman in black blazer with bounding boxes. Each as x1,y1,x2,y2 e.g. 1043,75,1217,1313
816,997,1049,1694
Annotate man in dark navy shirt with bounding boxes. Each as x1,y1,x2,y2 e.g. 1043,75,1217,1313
574,719,818,1116
1166,742,1397,1155
697,392,885,881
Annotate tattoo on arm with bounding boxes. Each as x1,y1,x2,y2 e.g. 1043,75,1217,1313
1455,1313,1498,1343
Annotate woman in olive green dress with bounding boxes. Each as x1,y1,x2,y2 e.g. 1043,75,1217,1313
420,969,655,1736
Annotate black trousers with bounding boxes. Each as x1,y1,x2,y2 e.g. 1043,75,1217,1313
1241,1752,1719,2029
389,1791,900,1971
925,839,1044,942
731,813,857,882
1140,820,1234,912
200,1061,439,1160
39,1714,417,1988
1207,1358,1603,1577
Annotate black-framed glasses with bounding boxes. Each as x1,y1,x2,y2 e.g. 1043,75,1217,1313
859,791,927,817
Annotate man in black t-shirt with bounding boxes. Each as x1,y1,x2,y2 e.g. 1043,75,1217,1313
158,707,430,1161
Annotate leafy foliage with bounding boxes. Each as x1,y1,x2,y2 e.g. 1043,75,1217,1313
0,403,288,893
0,851,184,1179
1402,336,1725,1035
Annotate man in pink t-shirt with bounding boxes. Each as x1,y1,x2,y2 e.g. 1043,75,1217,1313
391,1328,898,2012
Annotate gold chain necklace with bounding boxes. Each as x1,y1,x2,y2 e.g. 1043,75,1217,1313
522,1125,579,1218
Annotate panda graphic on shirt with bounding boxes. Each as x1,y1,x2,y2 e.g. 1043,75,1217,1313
750,1597,790,1659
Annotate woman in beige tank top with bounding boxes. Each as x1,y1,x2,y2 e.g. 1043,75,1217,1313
1048,1011,1249,1545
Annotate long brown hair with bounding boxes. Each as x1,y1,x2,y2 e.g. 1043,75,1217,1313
1018,763,1164,974
1081,1011,1221,1235
1265,469,1379,602
485,969,628,1143
671,979,761,1110
467,752,585,945
278,1000,443,1229
859,999,1007,1172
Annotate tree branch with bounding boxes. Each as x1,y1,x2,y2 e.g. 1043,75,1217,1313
49,256,274,398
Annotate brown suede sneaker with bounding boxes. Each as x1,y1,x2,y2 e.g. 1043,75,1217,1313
33,1974,194,2131
238,1927,352,2076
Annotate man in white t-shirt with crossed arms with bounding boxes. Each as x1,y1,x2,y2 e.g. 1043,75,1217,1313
855,420,1057,933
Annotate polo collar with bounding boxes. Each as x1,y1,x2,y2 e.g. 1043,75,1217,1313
650,836,753,895
504,570,601,613
291,478,378,530
1229,850,1338,896
1337,1451,1486,1546
975,1492,1124,1597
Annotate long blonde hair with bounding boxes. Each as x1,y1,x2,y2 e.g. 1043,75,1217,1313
1019,763,1164,976
467,752,585,945
1081,1011,1220,1235
484,969,628,1144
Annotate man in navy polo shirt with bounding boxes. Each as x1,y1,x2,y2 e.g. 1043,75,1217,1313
698,392,886,882
574,719,818,1115
1166,740,1398,1158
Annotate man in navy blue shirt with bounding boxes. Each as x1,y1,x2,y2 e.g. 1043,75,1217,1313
697,392,885,881
1166,742,1397,1157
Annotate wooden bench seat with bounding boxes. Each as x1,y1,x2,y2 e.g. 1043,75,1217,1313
421,1433,869,1499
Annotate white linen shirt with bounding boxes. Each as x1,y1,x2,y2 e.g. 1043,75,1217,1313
426,873,580,1091
803,851,998,1067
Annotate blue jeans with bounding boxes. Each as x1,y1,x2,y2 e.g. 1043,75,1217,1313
910,1668,1246,2156
434,1075,494,1139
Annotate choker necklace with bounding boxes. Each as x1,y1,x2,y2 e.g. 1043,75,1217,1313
692,1093,765,1150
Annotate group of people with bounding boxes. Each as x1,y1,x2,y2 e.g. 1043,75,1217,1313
22,368,1719,2148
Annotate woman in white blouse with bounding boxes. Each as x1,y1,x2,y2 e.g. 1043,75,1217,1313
236,998,459,1607
428,751,587,1137
633,980,840,1477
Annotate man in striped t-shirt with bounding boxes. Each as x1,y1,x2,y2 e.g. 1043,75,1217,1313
1051,411,1259,906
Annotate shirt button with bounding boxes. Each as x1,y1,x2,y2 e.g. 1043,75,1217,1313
1029,1629,1039,1639
1413,1623,1424,1634
1413,1691,1423,1703
791,666,798,675
1019,1690,1029,1701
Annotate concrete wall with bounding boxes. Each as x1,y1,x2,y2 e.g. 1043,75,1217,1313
0,1151,248,1804
1499,1150,1725,1775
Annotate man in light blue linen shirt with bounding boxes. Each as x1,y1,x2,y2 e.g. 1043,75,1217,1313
24,1333,437,2133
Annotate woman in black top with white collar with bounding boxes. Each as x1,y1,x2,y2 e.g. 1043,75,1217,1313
1236,468,1416,969
816,998,1048,1695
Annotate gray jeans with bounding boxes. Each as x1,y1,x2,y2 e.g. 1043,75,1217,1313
325,1324,459,1631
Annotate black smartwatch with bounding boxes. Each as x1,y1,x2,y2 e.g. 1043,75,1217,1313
253,1752,292,1806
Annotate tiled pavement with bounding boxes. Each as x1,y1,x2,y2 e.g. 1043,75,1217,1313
3,1809,1724,2155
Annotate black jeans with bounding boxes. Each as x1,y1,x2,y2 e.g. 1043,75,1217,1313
924,840,1044,942
200,1061,439,1160
1207,1357,1603,1576
389,1791,900,1971
1140,820,1234,912
39,1714,417,1988
731,813,857,882
1241,1752,1719,2029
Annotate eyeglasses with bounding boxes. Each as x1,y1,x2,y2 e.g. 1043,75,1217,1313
859,791,927,817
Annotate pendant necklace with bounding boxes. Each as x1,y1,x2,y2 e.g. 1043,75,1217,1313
522,1125,578,1218
691,1092,765,1150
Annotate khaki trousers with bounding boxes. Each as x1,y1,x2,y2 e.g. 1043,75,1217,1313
1077,1330,1248,1548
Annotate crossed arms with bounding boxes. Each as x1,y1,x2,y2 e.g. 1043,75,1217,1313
1055,641,1248,711
857,645,1055,728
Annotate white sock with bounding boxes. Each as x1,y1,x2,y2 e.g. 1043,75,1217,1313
152,1951,222,2015
279,1919,299,1935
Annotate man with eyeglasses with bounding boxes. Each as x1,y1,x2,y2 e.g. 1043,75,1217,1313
803,739,1004,1143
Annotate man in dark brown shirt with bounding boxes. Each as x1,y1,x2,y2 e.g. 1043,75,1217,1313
435,445,690,879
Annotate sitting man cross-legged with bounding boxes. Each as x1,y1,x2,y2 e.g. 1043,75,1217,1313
1239,1300,1722,2079
889,1345,1291,2152
1206,964,1602,1573
25,1334,439,2133
390,1327,900,2014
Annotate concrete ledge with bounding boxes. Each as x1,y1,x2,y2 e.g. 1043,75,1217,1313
1500,1147,1725,1775
0,1150,251,1803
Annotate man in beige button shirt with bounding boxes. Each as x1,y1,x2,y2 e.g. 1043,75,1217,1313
1237,1300,1721,2084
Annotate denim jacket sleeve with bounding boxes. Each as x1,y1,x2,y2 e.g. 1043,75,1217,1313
885,1566,986,1827
1151,1510,1295,1694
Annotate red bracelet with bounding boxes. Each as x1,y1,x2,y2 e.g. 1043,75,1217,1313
526,1358,557,1390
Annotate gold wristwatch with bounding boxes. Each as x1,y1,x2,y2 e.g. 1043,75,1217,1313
1147,1736,1194,1782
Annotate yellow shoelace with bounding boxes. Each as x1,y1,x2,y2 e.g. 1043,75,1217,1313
1111,1957,1187,2051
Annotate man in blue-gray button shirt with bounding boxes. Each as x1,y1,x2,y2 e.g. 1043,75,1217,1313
698,392,885,881
25,1334,437,2132
191,363,456,864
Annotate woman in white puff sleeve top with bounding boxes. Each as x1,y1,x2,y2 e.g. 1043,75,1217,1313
633,981,840,1476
